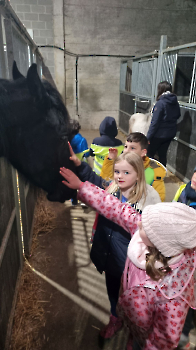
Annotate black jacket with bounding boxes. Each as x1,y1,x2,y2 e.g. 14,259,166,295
92,116,122,147
147,93,181,140
76,162,130,277
178,181,196,209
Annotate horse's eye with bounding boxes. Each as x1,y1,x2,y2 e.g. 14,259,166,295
61,135,67,140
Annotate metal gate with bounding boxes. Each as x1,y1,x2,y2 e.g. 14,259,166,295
119,35,196,182
0,1,43,349
119,51,158,133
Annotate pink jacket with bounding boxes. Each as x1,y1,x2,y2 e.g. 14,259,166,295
78,182,196,350
78,181,140,236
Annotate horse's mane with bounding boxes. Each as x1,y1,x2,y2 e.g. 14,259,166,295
42,80,65,108
0,76,71,157
42,80,71,136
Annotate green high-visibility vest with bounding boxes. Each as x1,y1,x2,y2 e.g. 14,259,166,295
90,144,124,175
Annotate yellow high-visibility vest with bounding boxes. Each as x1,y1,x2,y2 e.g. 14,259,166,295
90,144,124,175
75,149,90,161
173,184,186,202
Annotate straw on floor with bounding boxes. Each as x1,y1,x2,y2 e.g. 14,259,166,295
9,191,56,350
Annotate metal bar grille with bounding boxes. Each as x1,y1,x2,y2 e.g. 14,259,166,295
36,54,42,77
131,59,156,98
131,61,138,94
0,15,6,78
160,52,178,85
0,3,42,348
12,25,29,76
189,51,196,104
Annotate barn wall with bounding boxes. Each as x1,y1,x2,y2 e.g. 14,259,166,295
9,0,63,94
10,0,67,101
61,0,196,129
9,0,196,128
53,0,66,104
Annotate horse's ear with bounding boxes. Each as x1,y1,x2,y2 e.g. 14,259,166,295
26,64,50,108
12,61,24,80
27,63,45,97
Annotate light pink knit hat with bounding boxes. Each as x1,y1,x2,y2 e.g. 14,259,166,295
142,202,196,257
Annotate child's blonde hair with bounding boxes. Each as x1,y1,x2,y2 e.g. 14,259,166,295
146,246,171,281
107,152,147,205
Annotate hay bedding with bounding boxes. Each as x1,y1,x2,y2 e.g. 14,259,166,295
9,191,56,350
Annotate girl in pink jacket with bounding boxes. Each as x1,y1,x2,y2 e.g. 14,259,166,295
59,169,196,350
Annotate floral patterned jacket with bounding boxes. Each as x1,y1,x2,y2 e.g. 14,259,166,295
78,181,196,350
78,181,196,306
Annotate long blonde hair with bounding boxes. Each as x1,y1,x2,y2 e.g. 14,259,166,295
146,246,171,281
107,152,147,205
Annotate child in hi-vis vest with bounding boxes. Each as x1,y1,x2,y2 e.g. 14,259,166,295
100,132,166,201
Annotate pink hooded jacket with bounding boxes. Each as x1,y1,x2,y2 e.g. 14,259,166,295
78,181,196,350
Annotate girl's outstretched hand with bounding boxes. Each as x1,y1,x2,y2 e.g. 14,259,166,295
60,168,82,189
68,142,81,167
108,148,118,160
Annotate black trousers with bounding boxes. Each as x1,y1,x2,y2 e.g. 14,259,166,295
182,307,195,337
147,137,172,167
105,272,121,317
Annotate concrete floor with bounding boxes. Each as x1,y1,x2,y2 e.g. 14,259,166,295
33,129,196,350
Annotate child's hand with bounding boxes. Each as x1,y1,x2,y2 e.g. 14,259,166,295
108,148,118,160
60,168,82,189
68,142,81,167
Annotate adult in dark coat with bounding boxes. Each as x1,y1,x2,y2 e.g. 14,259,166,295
147,81,181,166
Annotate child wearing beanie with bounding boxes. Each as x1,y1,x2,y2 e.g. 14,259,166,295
58,172,196,350
173,166,196,349
118,202,196,350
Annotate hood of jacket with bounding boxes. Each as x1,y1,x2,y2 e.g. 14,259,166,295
159,92,178,105
143,156,166,179
99,116,118,137
71,133,83,148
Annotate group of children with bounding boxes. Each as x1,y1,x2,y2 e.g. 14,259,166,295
64,126,196,350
